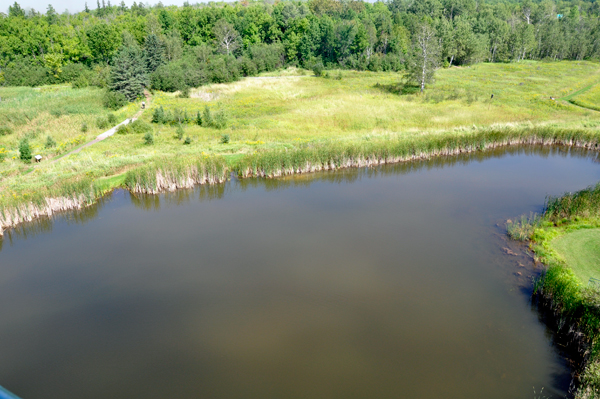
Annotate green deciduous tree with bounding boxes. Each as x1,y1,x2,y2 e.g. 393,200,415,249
407,23,440,93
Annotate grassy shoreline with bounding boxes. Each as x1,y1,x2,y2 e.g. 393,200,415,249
3,124,600,237
508,184,600,399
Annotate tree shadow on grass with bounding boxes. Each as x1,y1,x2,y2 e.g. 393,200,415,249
373,82,420,96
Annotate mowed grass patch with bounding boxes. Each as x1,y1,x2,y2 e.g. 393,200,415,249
549,228,600,282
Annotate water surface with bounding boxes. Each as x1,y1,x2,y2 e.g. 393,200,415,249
2,146,600,399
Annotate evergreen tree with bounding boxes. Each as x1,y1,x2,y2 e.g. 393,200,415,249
19,139,32,161
144,34,165,73
109,46,148,101
84,2,90,13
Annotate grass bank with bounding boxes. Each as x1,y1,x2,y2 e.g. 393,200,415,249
2,61,600,236
508,184,600,399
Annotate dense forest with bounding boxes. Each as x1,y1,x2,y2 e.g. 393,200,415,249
1,0,599,100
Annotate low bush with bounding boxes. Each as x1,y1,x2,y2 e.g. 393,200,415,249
107,113,118,125
103,90,128,110
96,116,109,129
19,138,32,161
72,75,89,89
143,132,154,145
116,124,132,134
0,126,13,136
45,135,56,148
130,119,152,134
183,136,191,145
175,124,184,140
81,122,88,132
212,109,228,129
220,134,230,144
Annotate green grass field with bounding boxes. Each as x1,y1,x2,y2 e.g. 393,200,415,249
1,61,600,211
549,228,600,282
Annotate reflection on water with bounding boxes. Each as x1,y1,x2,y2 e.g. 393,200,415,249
1,145,600,399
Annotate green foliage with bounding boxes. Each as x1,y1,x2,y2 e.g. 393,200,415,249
96,116,109,129
109,46,148,102
177,86,190,98
312,61,324,77
72,75,89,89
183,136,191,145
143,132,154,145
545,183,600,221
212,109,228,129
103,90,128,110
0,147,7,162
144,33,165,73
81,122,88,132
220,134,230,144
175,124,184,140
506,212,542,241
131,119,152,134
195,111,202,126
45,135,56,149
18,138,32,161
202,106,212,127
107,113,117,125
0,126,13,136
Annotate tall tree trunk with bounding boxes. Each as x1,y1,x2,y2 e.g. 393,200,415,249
449,54,454,67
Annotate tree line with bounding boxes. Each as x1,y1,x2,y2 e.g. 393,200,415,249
1,0,599,99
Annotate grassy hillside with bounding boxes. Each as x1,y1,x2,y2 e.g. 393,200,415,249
1,61,600,211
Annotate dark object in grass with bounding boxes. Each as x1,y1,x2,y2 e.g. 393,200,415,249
45,135,56,148
143,132,154,145
19,138,32,161
176,124,184,140
220,134,230,144
183,136,191,145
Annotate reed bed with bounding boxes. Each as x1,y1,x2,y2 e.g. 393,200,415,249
235,126,600,178
124,155,228,194
545,183,600,221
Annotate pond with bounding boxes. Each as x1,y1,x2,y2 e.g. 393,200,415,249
2,146,600,399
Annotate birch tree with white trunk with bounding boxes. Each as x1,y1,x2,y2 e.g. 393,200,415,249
214,19,241,56
408,23,441,94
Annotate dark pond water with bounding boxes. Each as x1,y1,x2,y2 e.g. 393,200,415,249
2,146,600,399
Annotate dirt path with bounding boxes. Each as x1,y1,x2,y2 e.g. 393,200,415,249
38,92,151,168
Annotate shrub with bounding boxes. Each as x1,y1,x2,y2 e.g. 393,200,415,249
212,109,228,129
177,86,190,98
0,126,13,136
195,111,202,126
312,61,324,77
50,109,63,117
143,132,154,145
96,116,109,129
116,123,133,134
175,124,184,140
130,119,152,134
152,106,166,124
202,106,213,127
19,138,32,161
103,90,128,110
183,136,191,145
107,113,118,125
45,135,56,148
81,122,88,132
72,75,89,89
335,71,343,80
220,134,230,144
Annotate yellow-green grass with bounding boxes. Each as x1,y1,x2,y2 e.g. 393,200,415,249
570,82,600,112
2,61,600,211
548,228,600,283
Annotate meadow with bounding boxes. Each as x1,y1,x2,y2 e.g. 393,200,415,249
1,60,600,218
